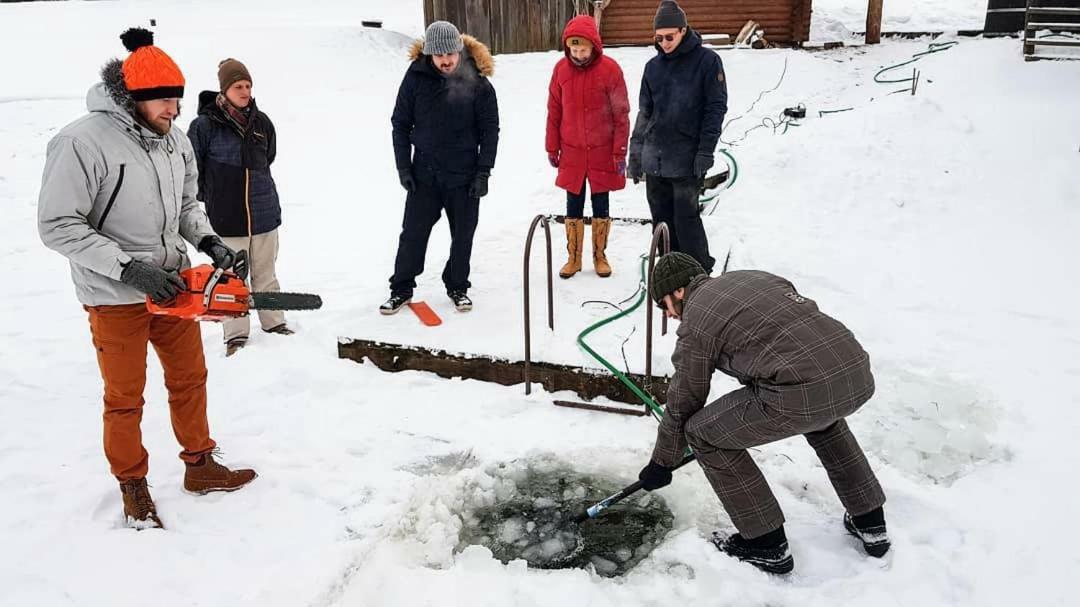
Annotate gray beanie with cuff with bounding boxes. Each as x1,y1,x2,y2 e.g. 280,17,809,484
423,21,464,55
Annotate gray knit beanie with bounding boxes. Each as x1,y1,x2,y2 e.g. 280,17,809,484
649,252,705,304
654,0,688,30
423,21,464,55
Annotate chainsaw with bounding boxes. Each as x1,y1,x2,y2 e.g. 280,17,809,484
146,262,322,321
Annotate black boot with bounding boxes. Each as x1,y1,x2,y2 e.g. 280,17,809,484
844,508,890,558
712,527,794,575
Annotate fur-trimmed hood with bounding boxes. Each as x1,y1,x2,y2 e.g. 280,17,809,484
407,34,494,77
99,58,138,116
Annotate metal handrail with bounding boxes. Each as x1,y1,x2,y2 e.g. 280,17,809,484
523,214,555,395
644,222,671,389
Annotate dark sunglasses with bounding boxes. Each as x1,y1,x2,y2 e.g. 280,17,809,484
654,31,682,44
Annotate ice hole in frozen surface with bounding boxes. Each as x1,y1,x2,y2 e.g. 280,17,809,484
455,460,675,577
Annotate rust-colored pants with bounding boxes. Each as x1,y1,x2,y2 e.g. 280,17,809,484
86,304,216,481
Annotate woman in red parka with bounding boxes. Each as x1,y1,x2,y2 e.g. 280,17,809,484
546,15,630,278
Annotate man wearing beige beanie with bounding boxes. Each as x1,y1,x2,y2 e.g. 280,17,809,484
189,58,292,357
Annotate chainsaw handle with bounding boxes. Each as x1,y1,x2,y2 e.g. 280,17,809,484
230,249,249,282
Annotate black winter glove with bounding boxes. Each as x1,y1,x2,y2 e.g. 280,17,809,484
398,168,416,193
469,171,490,199
694,152,714,179
638,460,674,491
120,259,187,304
197,236,238,271
627,154,644,184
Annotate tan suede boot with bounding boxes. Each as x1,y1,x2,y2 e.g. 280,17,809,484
120,478,164,530
592,217,612,277
183,452,257,495
559,218,585,278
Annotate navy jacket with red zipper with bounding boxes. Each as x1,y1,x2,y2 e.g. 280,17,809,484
187,90,282,237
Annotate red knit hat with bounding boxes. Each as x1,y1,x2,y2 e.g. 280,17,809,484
119,28,185,101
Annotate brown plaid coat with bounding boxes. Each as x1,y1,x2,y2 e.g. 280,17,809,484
652,270,875,467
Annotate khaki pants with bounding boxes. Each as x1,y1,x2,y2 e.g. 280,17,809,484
86,304,216,481
221,229,285,342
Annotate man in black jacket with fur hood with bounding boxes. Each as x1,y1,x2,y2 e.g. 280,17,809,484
381,21,500,315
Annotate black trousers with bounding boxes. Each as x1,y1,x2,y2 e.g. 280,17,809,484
389,180,480,297
646,175,714,273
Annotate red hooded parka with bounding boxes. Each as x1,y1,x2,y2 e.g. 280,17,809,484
545,15,631,196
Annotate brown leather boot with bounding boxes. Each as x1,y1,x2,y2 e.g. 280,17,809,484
559,218,585,279
119,478,164,530
592,217,612,277
183,452,257,495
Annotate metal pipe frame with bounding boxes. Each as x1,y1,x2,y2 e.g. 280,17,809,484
644,222,672,400
523,214,554,395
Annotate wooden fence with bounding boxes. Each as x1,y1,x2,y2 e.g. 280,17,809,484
600,0,812,46
423,0,580,54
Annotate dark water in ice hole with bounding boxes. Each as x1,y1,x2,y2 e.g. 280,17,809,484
456,464,675,577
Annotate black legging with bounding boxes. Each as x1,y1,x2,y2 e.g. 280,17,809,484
566,179,609,219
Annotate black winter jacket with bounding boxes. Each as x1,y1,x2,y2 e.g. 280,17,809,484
630,29,728,179
392,36,500,189
188,91,281,237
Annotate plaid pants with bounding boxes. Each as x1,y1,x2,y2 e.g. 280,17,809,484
685,383,886,538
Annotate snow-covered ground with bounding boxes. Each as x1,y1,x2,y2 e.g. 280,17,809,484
2,1,1078,606
812,0,988,38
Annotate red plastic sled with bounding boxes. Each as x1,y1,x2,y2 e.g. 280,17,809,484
407,301,442,326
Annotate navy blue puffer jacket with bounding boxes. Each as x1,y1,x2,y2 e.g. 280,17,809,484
188,91,282,237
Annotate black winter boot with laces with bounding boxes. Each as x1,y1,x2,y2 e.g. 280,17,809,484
845,507,891,557
712,527,794,574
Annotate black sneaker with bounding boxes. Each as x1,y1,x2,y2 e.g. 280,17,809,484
379,294,411,315
448,290,472,312
712,531,794,575
844,512,891,558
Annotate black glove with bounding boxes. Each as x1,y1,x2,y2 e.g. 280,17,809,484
638,460,674,491
694,152,714,179
398,168,416,193
197,236,237,270
120,259,187,303
469,171,490,199
627,154,644,184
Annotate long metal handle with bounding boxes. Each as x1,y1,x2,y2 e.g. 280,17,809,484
574,453,696,523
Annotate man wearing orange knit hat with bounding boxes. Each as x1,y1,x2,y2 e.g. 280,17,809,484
37,28,257,530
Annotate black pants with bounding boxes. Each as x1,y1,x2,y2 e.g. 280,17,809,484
566,179,610,218
646,175,714,273
389,180,480,297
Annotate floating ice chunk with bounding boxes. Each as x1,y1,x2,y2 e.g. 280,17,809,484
590,556,618,575
533,497,556,509
498,518,526,544
615,548,633,562
539,537,573,560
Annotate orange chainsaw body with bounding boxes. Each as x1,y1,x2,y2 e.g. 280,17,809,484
146,264,250,321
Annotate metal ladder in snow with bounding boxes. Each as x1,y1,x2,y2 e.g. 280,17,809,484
1023,1,1080,60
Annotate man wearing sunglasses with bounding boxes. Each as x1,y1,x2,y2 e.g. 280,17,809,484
637,252,889,574
628,0,727,274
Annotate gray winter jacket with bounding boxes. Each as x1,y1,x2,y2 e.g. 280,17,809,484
38,82,216,306
652,271,875,467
